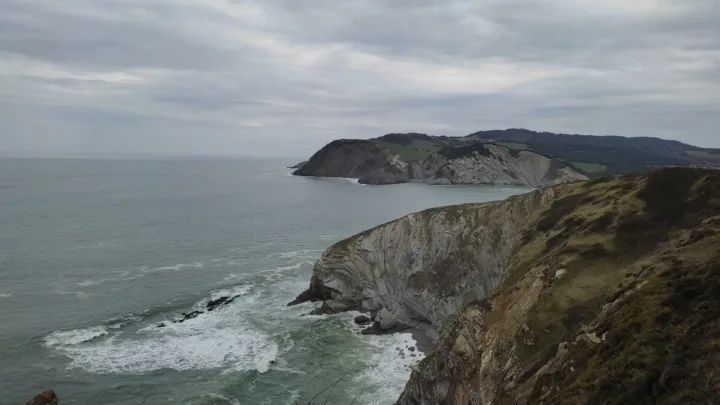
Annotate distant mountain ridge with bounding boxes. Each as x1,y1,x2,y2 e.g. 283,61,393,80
292,129,720,184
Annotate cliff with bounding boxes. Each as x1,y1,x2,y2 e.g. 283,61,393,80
292,167,720,404
293,139,409,185
295,138,588,187
419,144,587,187
290,188,558,332
294,130,720,181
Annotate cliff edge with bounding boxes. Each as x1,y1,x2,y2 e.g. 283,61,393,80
294,138,587,187
292,167,720,404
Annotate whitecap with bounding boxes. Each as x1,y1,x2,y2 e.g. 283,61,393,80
0,293,12,298
47,283,278,375
354,331,426,404
146,262,204,273
268,249,323,260
44,326,109,347
77,279,108,287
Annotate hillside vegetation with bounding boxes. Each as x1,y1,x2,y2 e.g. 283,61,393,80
359,129,719,179
398,168,720,404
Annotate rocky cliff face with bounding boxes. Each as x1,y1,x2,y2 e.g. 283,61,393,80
293,139,407,184
290,187,558,332
293,167,720,404
426,144,588,187
295,139,587,187
398,168,720,404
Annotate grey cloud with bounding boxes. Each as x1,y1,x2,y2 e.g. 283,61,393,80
0,0,718,157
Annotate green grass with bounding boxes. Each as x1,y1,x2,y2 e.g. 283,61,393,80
373,139,444,161
686,150,720,159
497,142,528,150
571,161,608,173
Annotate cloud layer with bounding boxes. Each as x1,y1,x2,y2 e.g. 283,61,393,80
1,0,718,156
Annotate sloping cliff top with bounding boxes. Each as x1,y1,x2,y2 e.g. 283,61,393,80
296,130,719,179
398,168,720,404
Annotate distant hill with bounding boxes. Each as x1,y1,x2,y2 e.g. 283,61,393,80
292,129,719,183
463,129,720,178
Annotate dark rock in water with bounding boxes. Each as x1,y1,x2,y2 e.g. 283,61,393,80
287,281,333,307
207,296,229,311
410,354,417,358
360,321,410,336
310,300,350,315
157,323,166,328
206,294,241,312
354,315,371,325
26,390,58,405
409,346,416,352
175,310,204,324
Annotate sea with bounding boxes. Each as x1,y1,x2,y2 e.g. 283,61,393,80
0,157,529,405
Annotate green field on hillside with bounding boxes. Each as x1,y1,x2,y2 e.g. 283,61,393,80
497,142,528,150
373,139,445,161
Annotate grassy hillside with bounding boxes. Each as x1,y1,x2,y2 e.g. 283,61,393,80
364,130,718,179
401,168,720,405
371,133,448,161
499,168,720,404
465,129,719,178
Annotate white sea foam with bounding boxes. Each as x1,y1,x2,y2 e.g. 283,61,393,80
0,293,12,298
146,262,204,273
46,283,278,375
44,326,109,347
269,249,323,260
77,279,108,287
356,332,426,405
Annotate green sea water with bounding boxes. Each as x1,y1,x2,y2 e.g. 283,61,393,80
0,157,529,404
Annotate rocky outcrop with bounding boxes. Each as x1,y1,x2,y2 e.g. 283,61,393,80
287,161,308,170
397,168,720,404
295,139,587,187
293,167,720,404
425,144,588,187
289,187,558,334
26,390,58,405
293,139,409,184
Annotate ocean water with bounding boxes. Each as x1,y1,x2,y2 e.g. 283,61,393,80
0,157,530,405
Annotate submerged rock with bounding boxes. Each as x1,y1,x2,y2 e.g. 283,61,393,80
354,315,371,325
26,390,58,405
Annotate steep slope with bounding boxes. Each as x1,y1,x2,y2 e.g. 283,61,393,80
295,130,719,180
466,128,717,177
414,143,588,187
289,188,558,332
293,139,409,184
398,168,720,404
295,137,587,187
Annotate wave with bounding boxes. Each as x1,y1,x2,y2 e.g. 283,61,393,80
44,326,109,347
77,279,108,287
222,262,311,283
268,249,323,260
356,332,426,404
141,262,204,273
0,293,12,298
44,283,279,375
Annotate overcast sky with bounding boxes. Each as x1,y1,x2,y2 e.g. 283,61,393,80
1,0,718,157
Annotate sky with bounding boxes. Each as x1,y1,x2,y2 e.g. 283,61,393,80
1,0,719,157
